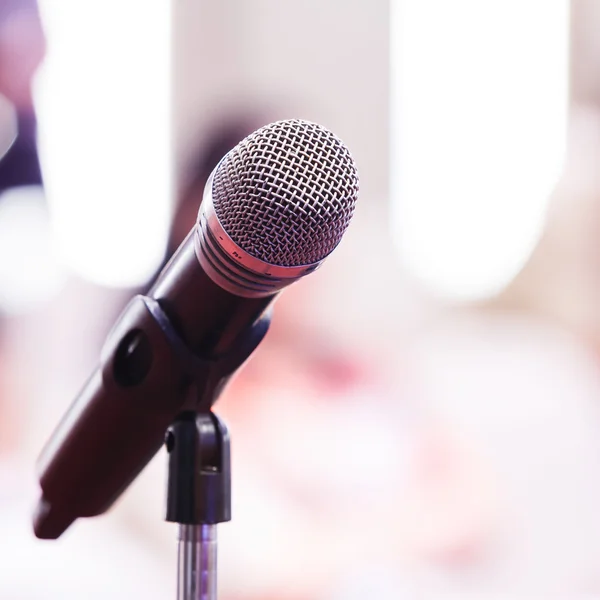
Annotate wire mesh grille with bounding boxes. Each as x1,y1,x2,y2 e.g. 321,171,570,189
211,119,359,267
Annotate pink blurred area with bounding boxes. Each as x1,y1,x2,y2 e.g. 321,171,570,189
3,1,600,599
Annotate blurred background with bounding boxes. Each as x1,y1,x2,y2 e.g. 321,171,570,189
1,0,600,597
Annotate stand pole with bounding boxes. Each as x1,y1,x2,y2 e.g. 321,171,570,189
178,524,218,600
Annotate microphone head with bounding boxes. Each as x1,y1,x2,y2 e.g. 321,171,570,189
210,119,359,268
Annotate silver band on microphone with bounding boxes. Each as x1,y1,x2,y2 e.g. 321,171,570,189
195,169,323,298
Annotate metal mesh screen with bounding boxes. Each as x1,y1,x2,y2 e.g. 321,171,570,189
211,119,359,267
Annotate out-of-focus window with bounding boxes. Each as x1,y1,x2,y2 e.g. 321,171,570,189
35,0,172,288
391,0,569,301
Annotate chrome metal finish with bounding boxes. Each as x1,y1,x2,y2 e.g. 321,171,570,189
195,119,359,297
178,524,217,600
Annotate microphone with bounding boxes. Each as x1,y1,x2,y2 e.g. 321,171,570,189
32,119,359,539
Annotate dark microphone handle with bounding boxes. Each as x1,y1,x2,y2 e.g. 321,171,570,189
33,295,271,539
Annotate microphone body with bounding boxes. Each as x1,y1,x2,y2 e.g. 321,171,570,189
34,233,273,539
33,119,359,539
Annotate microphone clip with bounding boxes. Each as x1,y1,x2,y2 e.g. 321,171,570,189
134,294,271,525
164,410,231,526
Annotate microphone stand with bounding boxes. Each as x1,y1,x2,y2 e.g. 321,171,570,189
166,411,231,600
